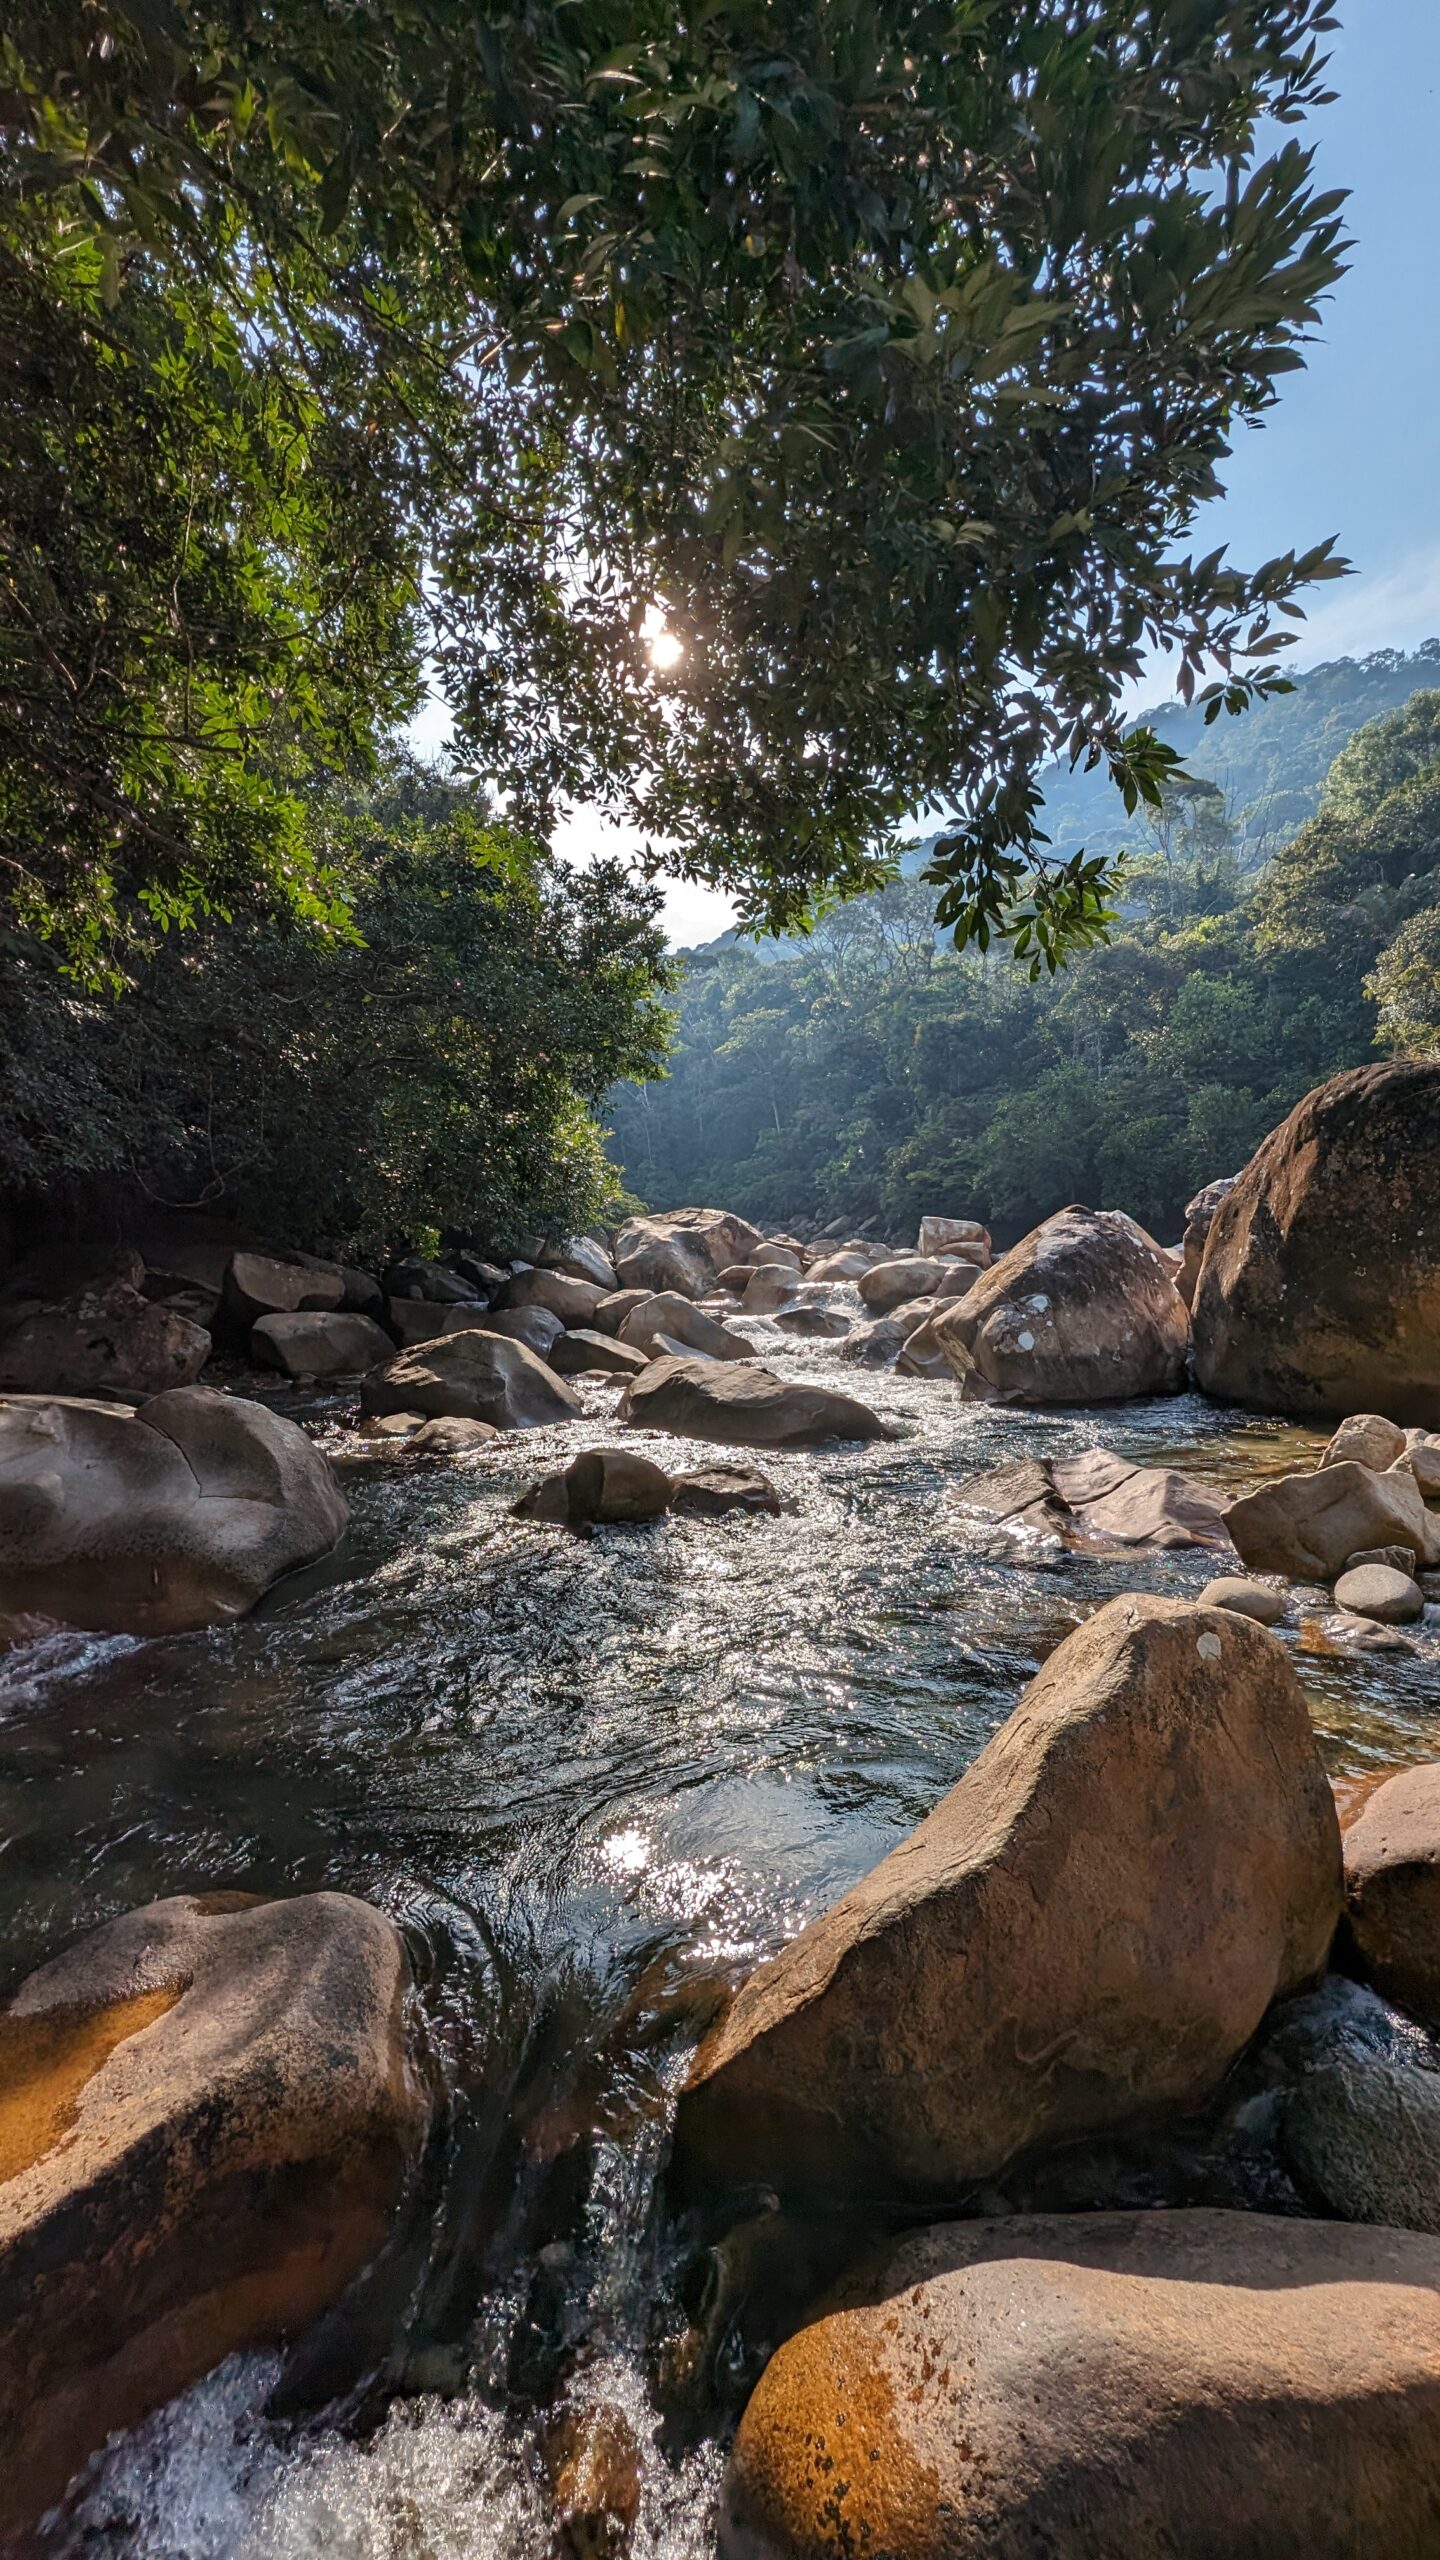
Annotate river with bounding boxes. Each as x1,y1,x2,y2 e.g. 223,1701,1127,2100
3,1310,1438,2556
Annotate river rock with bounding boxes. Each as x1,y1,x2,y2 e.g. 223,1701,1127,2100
931,1204,1189,1404
719,2210,1440,2560
1284,2049,1440,2236
618,1356,887,1452
0,1277,211,1400
752,1244,803,1273
547,1329,651,1378
1344,1543,1418,1575
591,1288,653,1337
407,1416,499,1455
894,1307,955,1377
223,1250,347,1325
1344,1765,1440,2029
960,1448,1232,1552
513,1448,676,1529
839,1297,943,1369
805,1252,873,1283
538,1235,618,1291
673,1595,1339,2206
856,1256,949,1314
773,1304,850,1339
672,1465,783,1518
0,1386,347,1634
1333,1563,1425,1623
741,1266,802,1314
613,1210,764,1301
1192,1060,1440,1423
251,1310,393,1379
360,1330,582,1432
917,1215,989,1257
1198,1576,1287,1625
620,1293,756,1362
498,1267,606,1328
1406,1431,1440,1497
386,1297,449,1346
1322,1412,1410,1472
544,2398,642,2560
0,1890,426,2538
476,1303,566,1356
1225,1459,1440,1579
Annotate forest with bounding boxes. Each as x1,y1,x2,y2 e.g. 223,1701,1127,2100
608,659,1440,1242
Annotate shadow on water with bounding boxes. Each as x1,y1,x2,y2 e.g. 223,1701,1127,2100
2,1332,1437,2553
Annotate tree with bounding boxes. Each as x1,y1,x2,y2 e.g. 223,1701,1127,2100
1368,909,1440,1058
5,0,1349,974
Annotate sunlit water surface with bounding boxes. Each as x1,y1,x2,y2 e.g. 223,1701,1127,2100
3,1307,1438,2557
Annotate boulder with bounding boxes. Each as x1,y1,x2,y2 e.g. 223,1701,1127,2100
1284,2048,1440,2238
354,1409,425,1440
751,1244,803,1273
1192,1061,1440,1423
545,2398,642,2560
895,1307,955,1378
360,1329,583,1432
0,1891,426,2537
1225,1460,1440,1579
1198,1576,1287,1625
715,1263,757,1293
340,1265,385,1316
538,1235,618,1291
917,1215,989,1257
0,1387,347,1635
1406,1430,1440,1497
406,1416,498,1455
741,1267,802,1315
386,1297,449,1346
592,1288,654,1337
959,1447,1233,1552
475,1303,565,1357
547,1329,651,1378
720,2211,1440,2560
839,1297,944,1370
613,1210,764,1302
222,1250,346,1326
1344,1765,1440,2028
673,1595,1339,2206
804,1252,872,1283
1177,1173,1236,1308
381,1255,478,1306
498,1266,606,1328
773,1305,851,1339
513,1448,676,1530
1333,1563,1425,1624
619,1293,757,1362
251,1311,393,1380
672,1465,783,1518
0,1278,210,1400
931,1204,1189,1404
617,1356,887,1453
856,1255,949,1314
1322,1412,1410,1473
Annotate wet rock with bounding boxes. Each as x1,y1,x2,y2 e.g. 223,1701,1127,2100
773,1304,850,1339
618,1356,887,1453
960,1447,1233,1552
354,1409,426,1440
499,1267,608,1328
479,1304,567,1357
544,2397,642,2560
0,1277,210,1399
407,1416,499,1456
856,1256,949,1314
894,1308,954,1377
1192,1060,1440,1424
613,1210,763,1302
1322,1412,1410,1472
0,1891,427,2537
917,1215,989,1258
931,1204,1189,1404
1333,1563,1425,1624
591,1289,654,1337
1226,1459,1440,1579
751,1244,803,1273
673,1596,1339,2208
223,1249,347,1325
1198,1576,1287,1625
1285,2051,1440,2235
719,2210,1440,2560
672,1466,783,1518
1344,1764,1440,2028
619,1293,756,1362
0,1386,347,1634
539,1235,619,1292
548,1330,651,1378
361,1330,583,1432
513,1449,676,1530
838,1297,943,1369
251,1310,393,1379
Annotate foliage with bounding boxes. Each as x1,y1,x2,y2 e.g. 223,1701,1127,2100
608,693,1440,1239
0,762,672,1256
5,0,1350,970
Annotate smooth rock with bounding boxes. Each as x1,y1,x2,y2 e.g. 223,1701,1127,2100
251,1310,392,1380
406,1416,499,1455
538,1235,618,1291
0,1279,210,1400
674,1596,1339,2206
1226,1459,1440,1579
740,1267,802,1315
1285,2052,1440,2236
804,1252,873,1283
620,1293,756,1362
475,1303,566,1357
617,1356,886,1452
751,1245,803,1273
1333,1564,1425,1623
354,1410,426,1440
513,1448,675,1530
0,1891,426,2535
385,1297,449,1346
961,1448,1232,1552
223,1250,346,1325
1344,1765,1440,2028
1198,1576,1287,1625
773,1304,850,1339
917,1215,989,1257
360,1330,583,1432
671,1466,783,1518
894,1307,954,1377
547,1329,651,1378
932,1204,1189,1404
1406,1429,1440,1496
0,1387,347,1634
856,1256,949,1315
382,1255,479,1304
613,1210,764,1302
591,1289,653,1337
839,1298,944,1370
1322,1412,1410,1473
720,2211,1440,2560
1192,1060,1440,1423
498,1267,606,1328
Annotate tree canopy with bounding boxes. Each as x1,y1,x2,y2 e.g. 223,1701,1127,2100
5,0,1348,975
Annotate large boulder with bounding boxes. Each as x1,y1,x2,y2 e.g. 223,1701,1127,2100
222,1250,346,1326
1192,1061,1440,1422
591,1288,654,1337
0,1891,426,2537
1177,1173,1236,1308
360,1328,582,1432
839,1297,945,1369
673,1595,1339,2207
741,1266,803,1315
720,2211,1440,2560
917,1215,989,1257
1343,1764,1440,2030
619,1293,756,1362
547,1328,651,1379
538,1234,619,1291
618,1355,887,1452
251,1310,393,1380
931,1205,1189,1403
1321,1412,1409,1473
498,1266,606,1327
0,1387,347,1635
804,1251,873,1283
856,1256,950,1314
613,1209,764,1301
958,1447,1233,1552
0,1277,210,1399
475,1303,565,1357
381,1255,478,1305
513,1448,676,1530
1225,1459,1440,1579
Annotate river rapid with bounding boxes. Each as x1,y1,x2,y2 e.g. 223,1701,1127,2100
4,1304,1439,2558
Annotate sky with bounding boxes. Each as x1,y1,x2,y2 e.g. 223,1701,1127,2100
413,0,1440,947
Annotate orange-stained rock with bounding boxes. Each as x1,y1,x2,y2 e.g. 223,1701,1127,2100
0,1892,427,2537
673,1597,1340,2208
544,2397,643,2560
932,1205,1189,1403
1343,1762,1440,2029
720,2211,1440,2560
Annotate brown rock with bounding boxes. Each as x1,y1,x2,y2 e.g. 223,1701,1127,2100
1192,1061,1440,1423
619,1293,757,1362
960,1447,1232,1552
512,1448,675,1529
498,1266,606,1328
474,1303,566,1357
1322,1412,1410,1473
1344,1764,1440,2029
537,1235,618,1291
1225,1460,1440,1579
613,1210,764,1301
931,1205,1189,1404
0,1892,426,2537
1177,1173,1235,1308
385,1296,449,1346
839,1297,945,1370
856,1256,949,1314
0,1278,210,1400
1406,1430,1440,1497
1197,1577,1287,1626
360,1329,582,1432
720,2211,1440,2560
741,1266,803,1315
406,1415,499,1455
917,1215,989,1257
673,1596,1339,2206
618,1356,886,1453
548,1329,651,1378
672,1466,783,1518
1333,1564,1425,1623
222,1250,346,1327
544,2398,642,2560
251,1311,393,1379
804,1252,873,1283
591,1288,654,1337
773,1304,851,1339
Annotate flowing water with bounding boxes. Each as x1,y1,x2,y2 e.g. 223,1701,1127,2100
4,1307,1439,2556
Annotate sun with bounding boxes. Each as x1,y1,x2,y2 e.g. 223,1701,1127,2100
640,604,683,671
